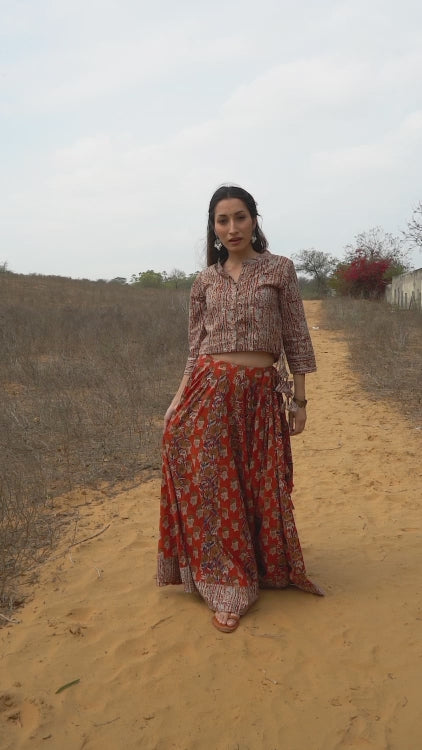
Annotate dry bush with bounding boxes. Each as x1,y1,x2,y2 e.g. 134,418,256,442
321,297,422,422
0,273,190,604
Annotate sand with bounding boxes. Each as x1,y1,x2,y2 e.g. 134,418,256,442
1,300,421,750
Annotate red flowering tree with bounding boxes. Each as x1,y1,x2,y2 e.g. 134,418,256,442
335,253,392,298
332,228,410,298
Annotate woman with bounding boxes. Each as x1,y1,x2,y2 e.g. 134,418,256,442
157,185,323,633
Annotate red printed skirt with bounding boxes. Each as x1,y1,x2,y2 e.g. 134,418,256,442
157,356,323,615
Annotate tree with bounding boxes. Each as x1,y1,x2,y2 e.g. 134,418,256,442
297,276,322,300
186,272,199,286
0,260,10,273
165,269,199,288
403,201,422,252
293,249,338,295
335,255,392,298
333,227,411,299
130,270,164,287
166,269,188,288
344,227,409,269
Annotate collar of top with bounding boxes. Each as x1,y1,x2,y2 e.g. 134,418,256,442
216,249,271,275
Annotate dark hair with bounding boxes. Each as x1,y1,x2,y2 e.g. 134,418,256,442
206,184,268,266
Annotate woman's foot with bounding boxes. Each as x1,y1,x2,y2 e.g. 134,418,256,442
212,612,240,633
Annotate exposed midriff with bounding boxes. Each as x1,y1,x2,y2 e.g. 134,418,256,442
210,351,275,367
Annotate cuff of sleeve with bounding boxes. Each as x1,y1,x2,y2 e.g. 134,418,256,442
183,357,197,377
290,365,317,374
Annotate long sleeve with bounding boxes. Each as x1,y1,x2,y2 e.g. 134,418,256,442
183,275,207,376
278,259,316,374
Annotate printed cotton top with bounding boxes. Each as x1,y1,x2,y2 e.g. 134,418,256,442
184,251,316,377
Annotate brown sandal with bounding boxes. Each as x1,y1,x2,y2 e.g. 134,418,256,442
212,613,240,633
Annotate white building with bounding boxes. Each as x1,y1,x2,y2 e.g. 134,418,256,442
385,268,422,310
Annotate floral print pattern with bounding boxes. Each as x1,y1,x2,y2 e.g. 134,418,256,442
157,356,323,615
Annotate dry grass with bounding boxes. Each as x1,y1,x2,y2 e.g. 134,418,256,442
4,278,420,611
321,297,422,423
0,273,189,606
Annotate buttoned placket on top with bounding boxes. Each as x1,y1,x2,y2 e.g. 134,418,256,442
219,260,255,352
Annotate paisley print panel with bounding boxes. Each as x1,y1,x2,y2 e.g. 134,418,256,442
157,356,323,614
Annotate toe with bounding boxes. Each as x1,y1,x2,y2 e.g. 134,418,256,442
214,612,240,628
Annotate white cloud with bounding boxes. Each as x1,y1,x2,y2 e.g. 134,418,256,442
0,9,248,116
311,108,422,176
1,0,422,277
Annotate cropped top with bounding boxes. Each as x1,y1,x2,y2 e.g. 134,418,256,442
184,251,316,379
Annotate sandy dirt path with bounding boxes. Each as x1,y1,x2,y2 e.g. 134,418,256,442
1,300,421,750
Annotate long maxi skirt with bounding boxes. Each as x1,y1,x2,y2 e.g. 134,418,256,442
157,355,323,615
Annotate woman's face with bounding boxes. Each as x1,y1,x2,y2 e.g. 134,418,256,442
214,198,256,255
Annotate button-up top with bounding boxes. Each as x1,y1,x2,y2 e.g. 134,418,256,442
184,251,316,378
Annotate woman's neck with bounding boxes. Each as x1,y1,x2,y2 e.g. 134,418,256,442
225,246,260,266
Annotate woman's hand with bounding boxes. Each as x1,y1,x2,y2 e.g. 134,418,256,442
163,401,179,432
288,406,307,436
163,374,190,433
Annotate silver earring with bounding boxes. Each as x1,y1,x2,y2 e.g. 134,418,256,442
251,232,257,243
214,238,222,251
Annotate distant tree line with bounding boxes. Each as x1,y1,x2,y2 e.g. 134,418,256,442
3,200,420,297
127,269,198,288
295,199,422,299
126,201,422,298
294,223,415,299
128,227,414,299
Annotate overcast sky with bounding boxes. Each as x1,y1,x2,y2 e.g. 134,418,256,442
1,0,422,280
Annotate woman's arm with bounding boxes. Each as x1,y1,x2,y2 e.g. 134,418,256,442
163,275,206,431
278,260,316,375
277,260,315,436
183,275,207,376
288,373,307,436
